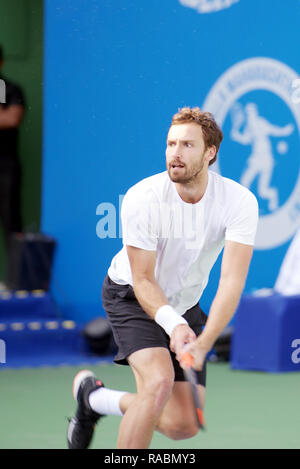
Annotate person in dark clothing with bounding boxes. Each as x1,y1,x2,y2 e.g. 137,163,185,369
0,45,25,248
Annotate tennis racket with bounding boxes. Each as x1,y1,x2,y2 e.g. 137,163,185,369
181,351,205,430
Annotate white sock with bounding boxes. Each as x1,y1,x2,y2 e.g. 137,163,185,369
89,387,127,416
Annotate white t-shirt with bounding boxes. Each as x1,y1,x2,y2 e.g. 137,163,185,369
108,170,258,315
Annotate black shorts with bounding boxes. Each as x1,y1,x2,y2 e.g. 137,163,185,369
101,275,207,386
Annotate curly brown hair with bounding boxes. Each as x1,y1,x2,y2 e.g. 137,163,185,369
171,107,223,166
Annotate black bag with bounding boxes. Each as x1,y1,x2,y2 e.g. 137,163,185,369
83,317,117,355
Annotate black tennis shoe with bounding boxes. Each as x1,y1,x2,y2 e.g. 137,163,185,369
67,370,104,449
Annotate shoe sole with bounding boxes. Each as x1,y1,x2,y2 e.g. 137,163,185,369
73,370,96,401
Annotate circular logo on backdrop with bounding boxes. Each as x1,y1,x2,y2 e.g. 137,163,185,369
179,0,240,14
203,57,300,250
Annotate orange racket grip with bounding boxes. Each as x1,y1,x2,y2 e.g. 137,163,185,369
181,351,194,368
197,408,205,428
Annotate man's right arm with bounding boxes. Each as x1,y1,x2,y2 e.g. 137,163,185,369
126,245,167,318
126,245,196,355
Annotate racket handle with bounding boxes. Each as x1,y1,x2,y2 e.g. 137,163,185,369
181,351,194,368
197,408,205,429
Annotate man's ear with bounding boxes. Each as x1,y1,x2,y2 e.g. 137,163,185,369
206,145,216,163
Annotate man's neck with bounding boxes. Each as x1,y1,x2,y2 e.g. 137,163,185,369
175,170,208,204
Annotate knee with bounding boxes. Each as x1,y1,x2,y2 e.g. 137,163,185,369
167,420,200,441
140,375,174,413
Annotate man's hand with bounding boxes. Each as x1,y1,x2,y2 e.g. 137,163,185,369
180,340,210,371
0,104,24,128
170,324,196,361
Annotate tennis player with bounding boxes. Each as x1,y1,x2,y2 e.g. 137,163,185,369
67,106,258,449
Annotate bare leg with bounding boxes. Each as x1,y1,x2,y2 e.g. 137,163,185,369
156,381,205,440
118,358,205,444
117,347,175,449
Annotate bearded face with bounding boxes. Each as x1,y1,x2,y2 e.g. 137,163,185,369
166,123,208,184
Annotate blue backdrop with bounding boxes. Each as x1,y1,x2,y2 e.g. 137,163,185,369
43,0,300,321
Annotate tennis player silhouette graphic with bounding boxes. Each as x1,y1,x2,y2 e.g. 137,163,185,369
179,0,239,14
230,102,294,211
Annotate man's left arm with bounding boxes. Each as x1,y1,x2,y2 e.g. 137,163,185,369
181,240,254,370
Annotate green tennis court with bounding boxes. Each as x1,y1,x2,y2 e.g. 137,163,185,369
0,362,299,449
